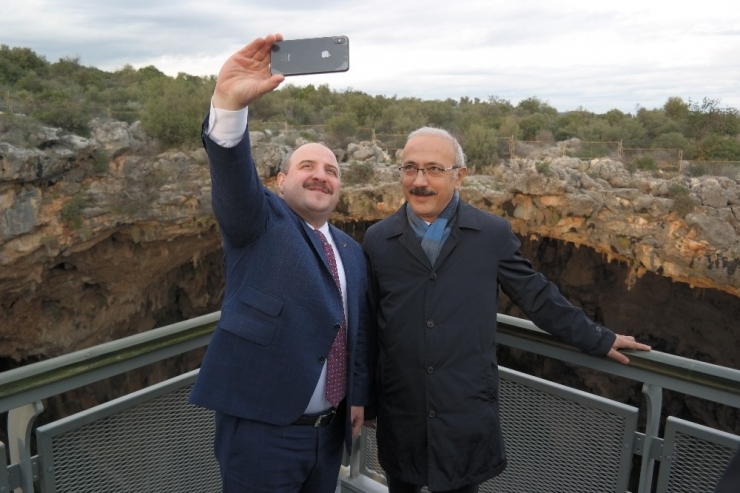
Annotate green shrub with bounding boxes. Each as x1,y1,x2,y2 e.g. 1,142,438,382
698,135,740,161
635,156,657,171
342,162,374,185
463,124,499,172
298,131,317,142
668,184,695,216
687,162,708,177
535,161,550,174
92,149,109,173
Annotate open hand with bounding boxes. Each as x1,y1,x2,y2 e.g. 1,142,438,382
212,34,286,111
607,334,651,364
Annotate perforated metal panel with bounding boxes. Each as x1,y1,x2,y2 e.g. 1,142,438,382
490,367,637,493
359,366,638,492
360,425,387,485
656,416,740,493
36,370,219,493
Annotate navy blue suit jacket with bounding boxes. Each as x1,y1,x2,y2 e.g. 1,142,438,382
189,122,371,452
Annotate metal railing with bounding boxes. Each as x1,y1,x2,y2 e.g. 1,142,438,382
1,312,738,492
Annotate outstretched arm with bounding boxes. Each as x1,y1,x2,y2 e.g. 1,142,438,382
607,334,651,364
212,34,286,111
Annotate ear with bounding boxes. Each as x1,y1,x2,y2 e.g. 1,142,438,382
277,172,286,194
454,167,468,188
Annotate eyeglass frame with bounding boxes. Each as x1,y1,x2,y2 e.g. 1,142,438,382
398,164,462,177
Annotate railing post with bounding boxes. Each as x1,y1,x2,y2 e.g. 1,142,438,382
638,384,662,493
8,401,44,493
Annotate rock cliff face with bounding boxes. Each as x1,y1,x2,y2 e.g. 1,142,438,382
1,118,739,373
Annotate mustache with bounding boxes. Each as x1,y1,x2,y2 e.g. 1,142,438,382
305,182,333,194
409,187,436,196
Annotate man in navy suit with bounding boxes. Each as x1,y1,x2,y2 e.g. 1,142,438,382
189,34,371,493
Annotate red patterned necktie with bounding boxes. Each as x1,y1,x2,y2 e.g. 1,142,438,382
314,229,347,408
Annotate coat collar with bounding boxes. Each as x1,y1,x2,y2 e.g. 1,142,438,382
384,200,481,239
384,200,481,270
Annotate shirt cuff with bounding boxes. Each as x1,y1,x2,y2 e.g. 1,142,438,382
206,100,248,148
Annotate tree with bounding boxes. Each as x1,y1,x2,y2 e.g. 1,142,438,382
140,73,214,148
663,96,689,121
0,45,48,85
462,124,499,171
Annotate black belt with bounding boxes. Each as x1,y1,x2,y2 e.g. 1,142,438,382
293,409,337,427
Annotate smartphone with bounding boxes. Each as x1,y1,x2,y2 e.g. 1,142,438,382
270,36,349,76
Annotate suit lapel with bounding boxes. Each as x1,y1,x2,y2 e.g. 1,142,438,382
299,219,333,275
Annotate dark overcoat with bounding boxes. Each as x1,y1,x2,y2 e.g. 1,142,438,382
362,201,616,490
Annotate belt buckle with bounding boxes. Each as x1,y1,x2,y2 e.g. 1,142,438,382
314,410,335,427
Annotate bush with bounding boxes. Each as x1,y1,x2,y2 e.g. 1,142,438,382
463,124,499,172
342,162,374,185
0,113,44,147
140,74,214,149
687,162,708,177
697,135,740,161
635,156,657,171
325,113,358,145
92,149,109,173
668,184,695,216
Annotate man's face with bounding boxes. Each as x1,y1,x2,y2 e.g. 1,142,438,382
277,143,341,228
401,134,467,222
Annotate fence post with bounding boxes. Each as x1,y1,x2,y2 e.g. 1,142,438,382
678,149,683,174
509,136,515,158
618,140,623,158
8,401,44,493
637,384,662,493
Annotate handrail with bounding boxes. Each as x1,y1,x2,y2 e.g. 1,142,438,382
496,313,740,407
2,311,739,413
0,312,220,413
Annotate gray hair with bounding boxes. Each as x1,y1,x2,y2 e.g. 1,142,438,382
279,148,294,174
406,127,466,169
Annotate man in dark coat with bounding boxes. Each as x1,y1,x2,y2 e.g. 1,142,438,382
362,127,651,493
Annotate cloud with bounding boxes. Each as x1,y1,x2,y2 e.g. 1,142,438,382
2,0,740,113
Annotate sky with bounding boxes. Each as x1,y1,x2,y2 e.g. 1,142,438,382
2,0,740,114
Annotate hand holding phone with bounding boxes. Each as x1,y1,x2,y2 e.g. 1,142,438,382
270,36,350,76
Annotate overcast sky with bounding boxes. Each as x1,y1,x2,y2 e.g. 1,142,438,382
3,0,739,114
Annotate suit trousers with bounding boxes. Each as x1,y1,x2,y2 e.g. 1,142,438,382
215,402,345,493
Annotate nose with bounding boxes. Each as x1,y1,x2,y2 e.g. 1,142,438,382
411,168,429,186
312,166,328,181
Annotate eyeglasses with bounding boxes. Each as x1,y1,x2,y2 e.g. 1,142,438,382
399,164,461,177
